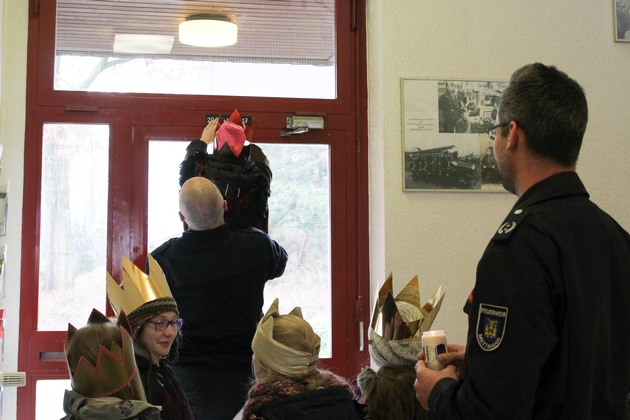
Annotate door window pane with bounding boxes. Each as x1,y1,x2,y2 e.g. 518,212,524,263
148,141,184,251
38,124,109,330
55,0,336,99
148,142,332,356
36,380,69,420
264,144,332,357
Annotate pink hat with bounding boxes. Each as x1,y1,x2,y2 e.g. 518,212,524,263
216,116,247,157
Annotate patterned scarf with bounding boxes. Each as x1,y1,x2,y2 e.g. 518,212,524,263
242,370,354,420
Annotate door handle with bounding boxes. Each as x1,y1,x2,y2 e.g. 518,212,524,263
281,126,309,136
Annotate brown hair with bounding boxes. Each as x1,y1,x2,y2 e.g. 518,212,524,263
358,365,430,420
66,321,146,400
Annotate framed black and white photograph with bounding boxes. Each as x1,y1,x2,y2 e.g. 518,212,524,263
401,78,509,192
615,0,630,42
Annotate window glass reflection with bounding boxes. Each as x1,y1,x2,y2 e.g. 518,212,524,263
38,124,109,331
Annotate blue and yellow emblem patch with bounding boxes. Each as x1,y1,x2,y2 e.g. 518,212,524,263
476,303,508,351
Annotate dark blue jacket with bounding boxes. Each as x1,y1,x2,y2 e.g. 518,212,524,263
151,224,287,361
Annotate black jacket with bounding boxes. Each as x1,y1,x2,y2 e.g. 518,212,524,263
180,139,272,232
151,225,288,361
255,387,363,420
135,353,194,420
430,172,630,419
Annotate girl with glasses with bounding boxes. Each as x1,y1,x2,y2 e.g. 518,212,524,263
107,256,194,420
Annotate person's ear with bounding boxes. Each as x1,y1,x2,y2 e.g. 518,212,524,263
506,121,520,151
178,211,185,222
223,200,228,212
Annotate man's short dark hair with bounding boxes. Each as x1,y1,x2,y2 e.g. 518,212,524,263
498,63,588,166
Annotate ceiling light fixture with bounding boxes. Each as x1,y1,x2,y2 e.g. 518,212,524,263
179,14,238,48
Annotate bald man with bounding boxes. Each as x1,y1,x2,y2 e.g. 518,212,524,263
151,177,288,420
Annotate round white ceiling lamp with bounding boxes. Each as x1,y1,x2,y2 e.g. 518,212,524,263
179,14,238,47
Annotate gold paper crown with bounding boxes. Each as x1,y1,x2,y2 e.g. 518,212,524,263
66,309,144,399
369,273,445,366
251,298,320,377
106,255,177,332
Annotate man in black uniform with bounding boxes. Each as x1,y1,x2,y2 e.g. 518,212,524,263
438,82,463,133
151,176,288,420
414,63,630,419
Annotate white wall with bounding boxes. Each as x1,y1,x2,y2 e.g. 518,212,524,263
0,0,27,418
2,1,630,418
367,0,630,346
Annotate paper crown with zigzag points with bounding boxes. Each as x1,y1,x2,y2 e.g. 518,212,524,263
369,273,445,366
106,255,178,333
66,309,145,399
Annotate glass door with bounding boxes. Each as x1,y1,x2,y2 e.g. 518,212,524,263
19,0,368,418
147,140,334,355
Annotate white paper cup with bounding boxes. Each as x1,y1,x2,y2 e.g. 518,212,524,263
422,330,448,371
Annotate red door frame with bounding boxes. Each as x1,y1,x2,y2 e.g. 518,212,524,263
18,1,368,418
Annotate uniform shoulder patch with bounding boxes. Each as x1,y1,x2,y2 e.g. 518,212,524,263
492,207,530,242
476,303,508,351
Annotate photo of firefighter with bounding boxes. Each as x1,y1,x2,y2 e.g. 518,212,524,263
401,78,510,192
437,81,506,135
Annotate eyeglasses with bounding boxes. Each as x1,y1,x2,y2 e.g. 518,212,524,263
486,121,510,139
146,318,183,331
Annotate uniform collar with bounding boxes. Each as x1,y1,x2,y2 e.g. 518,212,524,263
514,171,589,211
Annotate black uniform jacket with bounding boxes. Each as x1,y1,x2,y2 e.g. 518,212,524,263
430,172,630,420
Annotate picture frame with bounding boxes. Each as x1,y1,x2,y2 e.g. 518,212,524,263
401,78,509,192
615,0,630,42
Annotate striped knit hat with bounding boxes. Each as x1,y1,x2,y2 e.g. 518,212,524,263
106,255,178,333
127,296,178,333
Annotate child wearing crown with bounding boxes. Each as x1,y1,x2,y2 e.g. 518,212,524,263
62,309,161,419
107,256,194,420
179,108,272,232
355,274,444,420
242,298,364,419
